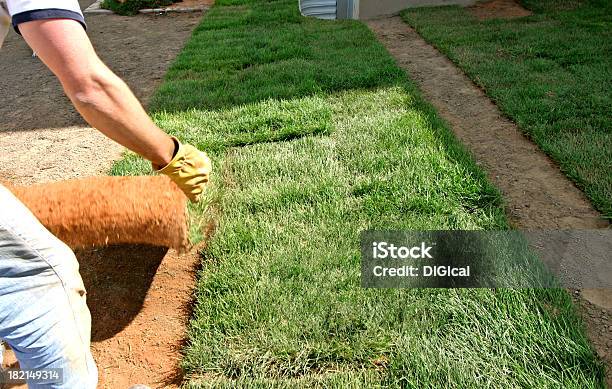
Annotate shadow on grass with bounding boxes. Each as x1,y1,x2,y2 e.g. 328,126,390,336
147,0,404,114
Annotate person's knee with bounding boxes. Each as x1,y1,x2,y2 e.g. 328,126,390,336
48,242,88,315
40,234,80,280
41,239,90,333
52,242,84,291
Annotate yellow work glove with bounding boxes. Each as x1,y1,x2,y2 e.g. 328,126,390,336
155,137,212,203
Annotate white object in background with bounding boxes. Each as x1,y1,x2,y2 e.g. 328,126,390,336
0,340,5,366
0,0,10,49
299,0,336,19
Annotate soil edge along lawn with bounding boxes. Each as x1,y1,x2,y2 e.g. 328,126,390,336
401,0,612,220
111,0,605,386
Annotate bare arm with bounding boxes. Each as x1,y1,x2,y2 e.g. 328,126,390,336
18,19,175,167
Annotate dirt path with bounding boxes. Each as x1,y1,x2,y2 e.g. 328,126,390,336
0,4,204,388
0,2,202,184
368,16,611,386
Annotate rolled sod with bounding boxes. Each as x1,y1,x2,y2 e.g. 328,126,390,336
8,176,189,251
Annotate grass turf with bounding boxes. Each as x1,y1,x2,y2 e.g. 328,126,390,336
401,0,612,220
111,0,605,386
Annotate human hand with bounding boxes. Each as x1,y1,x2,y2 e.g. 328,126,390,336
155,137,212,203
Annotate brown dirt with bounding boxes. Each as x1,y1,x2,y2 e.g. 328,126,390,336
83,245,201,389
0,7,203,184
1,245,201,389
368,17,611,386
166,0,214,10
0,4,202,131
468,0,532,20
7,176,189,251
0,2,205,388
0,127,124,185
0,7,204,182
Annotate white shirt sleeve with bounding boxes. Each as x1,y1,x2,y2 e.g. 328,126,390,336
5,0,82,16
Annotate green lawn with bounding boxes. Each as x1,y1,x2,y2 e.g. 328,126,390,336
111,0,604,386
401,0,612,219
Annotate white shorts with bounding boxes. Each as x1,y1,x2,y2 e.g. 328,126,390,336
4,0,85,33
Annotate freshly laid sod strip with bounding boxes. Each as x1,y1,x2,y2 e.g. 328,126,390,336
401,0,612,219
112,0,604,386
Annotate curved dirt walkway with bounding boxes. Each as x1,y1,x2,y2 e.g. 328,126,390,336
368,16,611,386
0,3,203,388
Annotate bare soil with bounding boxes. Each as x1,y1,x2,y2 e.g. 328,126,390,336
84,245,201,389
468,0,532,20
368,16,611,386
0,7,203,183
1,245,200,389
166,0,214,10
0,2,204,388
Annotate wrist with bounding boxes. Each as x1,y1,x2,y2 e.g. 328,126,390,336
153,136,179,170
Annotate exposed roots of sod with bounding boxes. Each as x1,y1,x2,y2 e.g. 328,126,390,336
8,176,189,252
368,17,611,386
